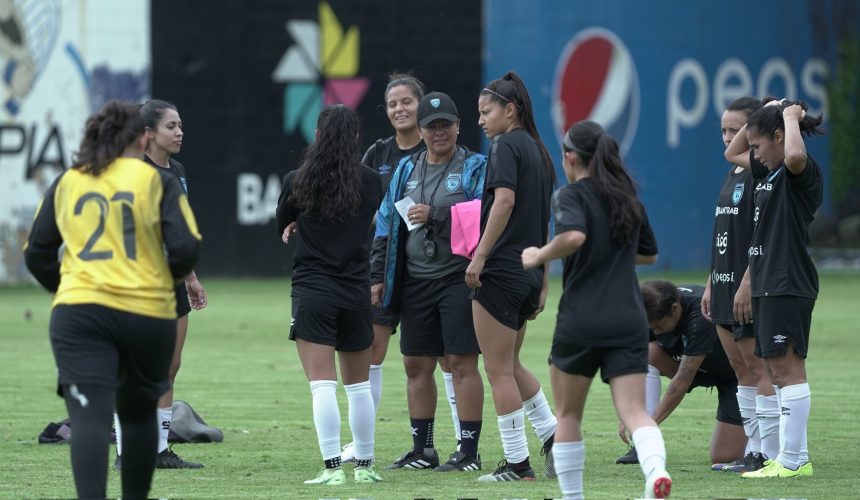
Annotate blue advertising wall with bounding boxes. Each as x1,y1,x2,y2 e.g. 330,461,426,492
485,0,850,270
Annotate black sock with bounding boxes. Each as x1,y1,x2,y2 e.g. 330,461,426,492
64,384,114,500
411,418,434,452
324,457,342,469
116,388,159,500
355,458,372,467
459,420,482,458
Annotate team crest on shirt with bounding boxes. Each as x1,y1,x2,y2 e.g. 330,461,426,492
446,173,462,192
732,182,744,205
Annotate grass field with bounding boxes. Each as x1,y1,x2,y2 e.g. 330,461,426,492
1,270,858,498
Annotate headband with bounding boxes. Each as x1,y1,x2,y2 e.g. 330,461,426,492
482,87,512,103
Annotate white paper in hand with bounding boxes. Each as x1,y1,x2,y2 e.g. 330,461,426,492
394,196,424,231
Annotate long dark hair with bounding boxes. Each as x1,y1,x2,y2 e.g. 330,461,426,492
564,120,641,243
747,98,825,139
140,99,177,129
481,71,557,185
289,105,362,221
72,100,145,176
640,280,678,322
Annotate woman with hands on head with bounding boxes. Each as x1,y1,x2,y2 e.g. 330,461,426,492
723,98,824,479
521,120,670,500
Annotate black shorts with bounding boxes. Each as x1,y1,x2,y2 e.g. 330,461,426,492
717,322,755,341
549,338,648,384
175,282,191,317
50,304,175,400
470,276,539,331
371,305,399,334
752,296,814,358
290,296,372,352
400,272,478,356
689,371,742,426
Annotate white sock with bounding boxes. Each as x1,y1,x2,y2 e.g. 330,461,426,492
157,407,171,453
523,387,557,444
775,385,785,453
369,364,383,410
756,393,780,460
113,412,122,456
345,381,375,462
554,440,585,500
776,383,810,469
309,380,341,461
632,426,666,479
737,386,759,454
442,371,461,442
645,365,662,416
498,409,529,464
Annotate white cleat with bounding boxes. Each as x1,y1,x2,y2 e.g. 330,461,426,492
341,442,356,463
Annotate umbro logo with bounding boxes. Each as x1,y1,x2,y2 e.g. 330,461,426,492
772,334,787,344
781,406,791,416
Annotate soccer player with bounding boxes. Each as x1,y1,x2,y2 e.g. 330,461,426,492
275,105,384,485
114,99,207,469
724,98,824,478
622,281,746,467
702,96,776,472
522,120,670,499
370,92,486,472
24,100,202,499
467,71,558,481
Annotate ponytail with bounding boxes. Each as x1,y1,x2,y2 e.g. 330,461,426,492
747,99,825,138
481,71,556,186
72,100,145,176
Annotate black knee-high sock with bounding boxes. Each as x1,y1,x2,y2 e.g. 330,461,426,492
116,389,159,500
63,384,114,500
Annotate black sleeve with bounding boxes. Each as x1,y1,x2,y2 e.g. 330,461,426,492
159,172,201,279
24,175,65,292
553,186,587,234
786,156,820,190
749,150,769,180
637,204,658,256
486,136,519,191
369,170,388,286
275,171,299,235
361,142,378,168
681,300,717,357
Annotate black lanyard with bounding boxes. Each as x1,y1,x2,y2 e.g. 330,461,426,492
419,152,455,206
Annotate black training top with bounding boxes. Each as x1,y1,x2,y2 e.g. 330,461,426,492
144,155,188,194
480,128,553,290
748,153,822,299
362,136,426,194
275,165,383,309
552,178,658,346
653,285,735,379
708,166,756,323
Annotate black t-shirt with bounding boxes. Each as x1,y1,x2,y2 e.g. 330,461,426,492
480,128,553,290
748,153,822,298
362,136,426,193
709,166,756,323
275,165,383,309
144,155,188,194
552,178,658,346
654,285,735,379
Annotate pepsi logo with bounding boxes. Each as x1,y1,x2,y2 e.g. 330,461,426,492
552,27,640,156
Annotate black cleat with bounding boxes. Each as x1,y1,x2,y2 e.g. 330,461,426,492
156,447,204,469
477,459,536,481
616,446,639,464
386,448,439,470
435,451,481,472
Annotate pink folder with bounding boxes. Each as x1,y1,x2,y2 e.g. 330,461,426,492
450,199,481,259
